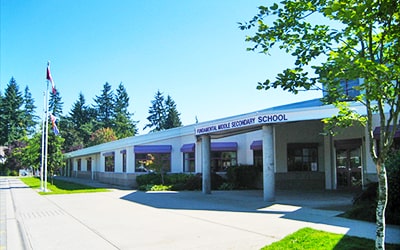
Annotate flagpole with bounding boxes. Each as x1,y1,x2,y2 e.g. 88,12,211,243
40,90,46,191
44,77,49,192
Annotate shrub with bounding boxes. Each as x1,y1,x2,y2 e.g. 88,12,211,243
136,172,226,191
226,164,261,189
348,150,400,225
136,173,162,186
184,174,202,190
150,185,172,191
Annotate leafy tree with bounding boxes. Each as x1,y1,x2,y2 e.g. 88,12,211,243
240,1,399,248
144,90,166,132
3,140,26,175
14,134,41,174
23,86,38,136
0,77,25,145
93,82,115,129
46,130,65,183
113,82,138,138
164,95,182,129
49,88,63,117
88,127,117,147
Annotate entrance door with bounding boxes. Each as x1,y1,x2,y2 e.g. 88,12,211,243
336,146,362,189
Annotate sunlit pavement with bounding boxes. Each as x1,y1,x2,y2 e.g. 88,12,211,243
2,177,399,250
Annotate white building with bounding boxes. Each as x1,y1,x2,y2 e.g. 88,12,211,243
64,97,398,201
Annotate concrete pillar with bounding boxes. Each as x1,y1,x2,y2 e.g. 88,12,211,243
262,125,275,201
114,151,122,173
126,147,135,173
201,134,211,194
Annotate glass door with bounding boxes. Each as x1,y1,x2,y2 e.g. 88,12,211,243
336,147,362,189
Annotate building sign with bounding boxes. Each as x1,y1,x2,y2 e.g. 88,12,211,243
195,113,288,135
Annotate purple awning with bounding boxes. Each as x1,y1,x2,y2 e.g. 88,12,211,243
103,152,115,157
181,143,195,153
134,145,172,154
373,126,400,139
211,142,237,151
250,140,262,150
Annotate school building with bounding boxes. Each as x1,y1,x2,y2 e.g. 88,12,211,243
64,88,398,201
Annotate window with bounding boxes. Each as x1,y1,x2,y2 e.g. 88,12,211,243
135,153,171,173
253,150,263,167
105,154,115,172
122,152,127,172
77,159,81,171
287,143,318,171
183,152,195,172
211,151,237,172
87,157,92,172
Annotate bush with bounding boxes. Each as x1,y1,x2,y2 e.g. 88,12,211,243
136,172,225,191
226,164,261,189
150,185,172,191
347,150,400,225
136,173,162,187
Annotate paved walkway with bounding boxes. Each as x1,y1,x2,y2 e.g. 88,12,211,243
1,177,399,250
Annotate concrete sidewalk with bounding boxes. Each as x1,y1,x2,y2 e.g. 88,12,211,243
2,177,400,250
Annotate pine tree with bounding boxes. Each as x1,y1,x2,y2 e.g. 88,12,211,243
113,82,138,138
49,88,63,117
164,95,182,129
93,82,115,129
61,93,97,151
0,77,25,145
23,86,38,136
144,90,166,132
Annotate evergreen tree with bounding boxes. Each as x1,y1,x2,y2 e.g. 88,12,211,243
0,77,25,145
93,82,115,129
49,88,63,117
23,86,38,136
113,83,138,138
164,95,182,129
64,93,97,150
0,89,4,144
144,90,166,132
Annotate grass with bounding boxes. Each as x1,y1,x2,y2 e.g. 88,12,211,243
261,227,400,250
20,177,109,195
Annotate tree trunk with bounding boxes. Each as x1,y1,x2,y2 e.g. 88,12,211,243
375,162,388,250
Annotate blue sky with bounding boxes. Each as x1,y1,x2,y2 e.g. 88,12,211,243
1,0,322,134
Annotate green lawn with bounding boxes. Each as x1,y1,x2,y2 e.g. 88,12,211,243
20,177,109,195
261,227,400,250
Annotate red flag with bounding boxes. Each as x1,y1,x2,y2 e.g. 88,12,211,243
46,62,56,94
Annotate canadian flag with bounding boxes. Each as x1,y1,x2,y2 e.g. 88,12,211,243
46,62,56,94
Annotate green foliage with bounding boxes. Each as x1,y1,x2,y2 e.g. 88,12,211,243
261,227,400,250
93,82,115,129
0,77,25,145
136,173,224,191
144,91,182,132
149,185,172,191
113,82,138,138
20,177,108,194
136,173,162,187
241,1,399,246
164,95,182,129
345,150,400,225
226,165,262,189
88,127,117,147
49,88,63,117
